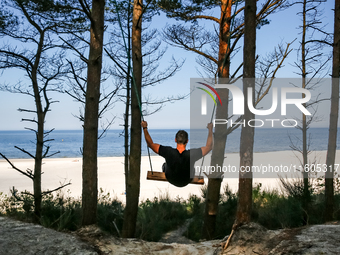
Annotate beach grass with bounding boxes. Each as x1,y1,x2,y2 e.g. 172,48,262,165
1,177,340,242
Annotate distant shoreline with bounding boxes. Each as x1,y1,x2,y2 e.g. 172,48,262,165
1,128,338,158
0,148,333,160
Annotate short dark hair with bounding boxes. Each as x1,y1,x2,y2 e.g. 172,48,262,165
175,130,188,144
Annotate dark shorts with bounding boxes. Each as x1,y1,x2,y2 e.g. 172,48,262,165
162,163,168,173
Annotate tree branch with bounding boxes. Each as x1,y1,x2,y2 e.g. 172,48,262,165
42,182,72,196
14,146,36,159
256,40,294,105
78,0,93,23
0,153,34,179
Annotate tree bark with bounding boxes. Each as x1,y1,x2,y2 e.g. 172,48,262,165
82,0,105,226
33,82,44,221
235,0,256,226
202,0,231,240
33,107,44,220
122,0,143,238
325,0,340,222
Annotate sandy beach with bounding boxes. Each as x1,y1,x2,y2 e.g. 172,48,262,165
1,150,340,203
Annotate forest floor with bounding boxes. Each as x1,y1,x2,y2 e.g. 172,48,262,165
0,216,339,255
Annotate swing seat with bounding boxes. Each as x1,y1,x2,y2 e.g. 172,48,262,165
147,171,204,185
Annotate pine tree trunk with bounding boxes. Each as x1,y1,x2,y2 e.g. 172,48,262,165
325,0,340,222
82,0,105,226
32,34,45,221
33,112,43,220
202,0,231,240
122,0,143,238
235,0,256,226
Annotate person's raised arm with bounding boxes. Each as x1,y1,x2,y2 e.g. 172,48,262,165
141,121,160,154
201,122,213,156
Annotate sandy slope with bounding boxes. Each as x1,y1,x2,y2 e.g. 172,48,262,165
1,216,339,255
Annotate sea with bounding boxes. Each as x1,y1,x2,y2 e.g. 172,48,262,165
0,128,339,159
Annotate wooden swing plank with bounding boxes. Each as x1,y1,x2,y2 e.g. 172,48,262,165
147,171,204,185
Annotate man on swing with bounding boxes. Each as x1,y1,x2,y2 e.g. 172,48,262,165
141,121,213,187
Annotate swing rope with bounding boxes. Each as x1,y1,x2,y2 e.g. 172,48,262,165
114,1,154,174
198,103,216,178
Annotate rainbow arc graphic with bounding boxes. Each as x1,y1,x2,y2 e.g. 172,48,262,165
197,82,222,115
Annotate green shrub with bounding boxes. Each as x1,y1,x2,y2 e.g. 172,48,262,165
185,184,238,241
254,193,303,229
0,190,34,221
214,185,238,239
97,189,124,236
1,178,340,243
136,194,189,241
184,194,204,241
40,191,82,231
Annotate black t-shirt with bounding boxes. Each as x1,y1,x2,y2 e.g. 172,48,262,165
158,145,203,187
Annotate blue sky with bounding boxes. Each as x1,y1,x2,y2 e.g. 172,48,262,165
0,1,336,131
